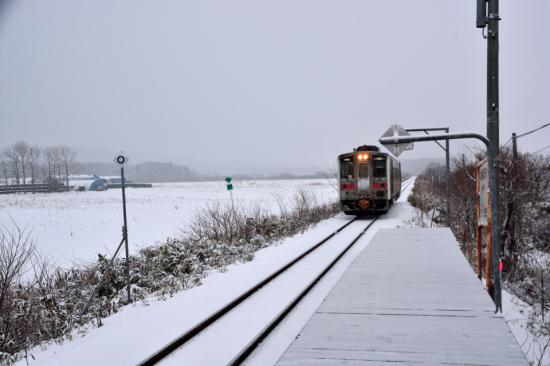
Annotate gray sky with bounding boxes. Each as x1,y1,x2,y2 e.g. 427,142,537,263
0,0,548,174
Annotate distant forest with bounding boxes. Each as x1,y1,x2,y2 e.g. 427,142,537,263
0,141,330,185
75,161,331,182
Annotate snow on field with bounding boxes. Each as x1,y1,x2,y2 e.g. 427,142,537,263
0,179,337,267
14,178,418,366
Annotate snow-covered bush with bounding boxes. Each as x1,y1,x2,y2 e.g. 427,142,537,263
0,192,339,364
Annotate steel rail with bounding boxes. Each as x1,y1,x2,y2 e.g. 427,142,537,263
228,217,379,365
230,179,415,364
400,177,414,192
137,216,359,366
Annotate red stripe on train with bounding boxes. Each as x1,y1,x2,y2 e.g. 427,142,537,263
340,183,356,190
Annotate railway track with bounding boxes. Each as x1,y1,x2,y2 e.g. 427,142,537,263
138,178,415,366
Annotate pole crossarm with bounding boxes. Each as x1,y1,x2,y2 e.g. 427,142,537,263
405,127,450,132
380,131,489,149
405,128,450,152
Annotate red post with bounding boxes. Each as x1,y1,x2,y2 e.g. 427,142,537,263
486,191,492,292
477,226,482,280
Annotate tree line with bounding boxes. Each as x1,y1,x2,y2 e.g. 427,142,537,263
1,141,77,189
1,141,338,189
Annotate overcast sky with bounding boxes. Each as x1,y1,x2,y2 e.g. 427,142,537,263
0,0,548,174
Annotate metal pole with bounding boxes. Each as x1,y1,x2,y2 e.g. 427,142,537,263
230,189,235,217
121,167,131,304
512,133,518,159
445,127,451,227
79,237,126,318
486,0,501,311
476,167,482,280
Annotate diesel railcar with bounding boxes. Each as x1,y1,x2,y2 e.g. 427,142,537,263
338,145,401,214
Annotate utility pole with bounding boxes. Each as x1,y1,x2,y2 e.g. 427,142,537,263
512,133,518,159
445,127,450,228
477,0,502,311
486,0,501,312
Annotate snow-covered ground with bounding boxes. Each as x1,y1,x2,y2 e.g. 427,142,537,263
14,177,544,365
14,179,417,366
503,290,550,366
0,179,336,267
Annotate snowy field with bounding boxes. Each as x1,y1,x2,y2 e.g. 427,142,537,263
0,179,337,267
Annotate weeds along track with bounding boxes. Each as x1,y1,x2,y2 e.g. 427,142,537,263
138,215,379,366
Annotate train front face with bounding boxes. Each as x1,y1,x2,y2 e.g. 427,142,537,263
338,151,391,214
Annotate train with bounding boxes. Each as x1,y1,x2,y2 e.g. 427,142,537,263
338,145,401,215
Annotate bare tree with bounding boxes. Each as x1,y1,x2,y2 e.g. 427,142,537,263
13,141,30,192
0,221,35,361
0,160,8,185
27,146,41,191
44,146,54,183
44,146,61,184
0,221,35,324
2,146,20,185
59,146,76,187
54,148,62,182
321,163,339,193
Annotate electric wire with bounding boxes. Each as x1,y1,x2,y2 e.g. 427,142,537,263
501,122,549,149
532,144,550,155
515,122,550,139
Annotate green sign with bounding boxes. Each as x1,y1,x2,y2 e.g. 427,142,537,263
226,183,233,191
225,177,232,183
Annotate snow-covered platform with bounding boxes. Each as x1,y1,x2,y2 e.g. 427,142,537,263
276,228,528,365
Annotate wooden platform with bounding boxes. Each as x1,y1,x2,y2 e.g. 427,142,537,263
276,228,528,365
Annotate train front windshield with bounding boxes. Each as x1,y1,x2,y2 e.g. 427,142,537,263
373,157,387,178
340,158,354,179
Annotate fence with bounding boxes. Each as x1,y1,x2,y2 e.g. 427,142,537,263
0,183,70,194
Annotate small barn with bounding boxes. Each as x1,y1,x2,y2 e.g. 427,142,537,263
68,175,106,191
103,176,152,189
